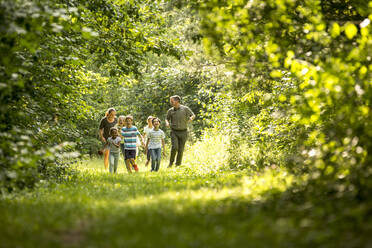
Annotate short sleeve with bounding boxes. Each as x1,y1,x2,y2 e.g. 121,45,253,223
99,118,106,129
185,106,194,117
166,109,171,121
161,131,165,139
134,126,140,136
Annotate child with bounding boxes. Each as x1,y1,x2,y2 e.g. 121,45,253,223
107,127,121,174
115,115,126,161
121,115,144,173
145,117,166,172
143,116,154,167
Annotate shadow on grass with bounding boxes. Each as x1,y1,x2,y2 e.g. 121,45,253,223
1,168,371,248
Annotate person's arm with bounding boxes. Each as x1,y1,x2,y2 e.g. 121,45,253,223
138,134,145,146
187,106,195,122
99,128,106,143
136,129,145,146
118,127,123,139
161,138,166,156
114,138,120,148
143,127,148,141
145,138,150,155
165,110,171,127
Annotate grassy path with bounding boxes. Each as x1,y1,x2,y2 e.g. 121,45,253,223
0,158,298,248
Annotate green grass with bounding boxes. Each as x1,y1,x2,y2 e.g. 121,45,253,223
1,133,371,247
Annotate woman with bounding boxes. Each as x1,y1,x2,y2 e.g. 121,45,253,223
99,108,117,169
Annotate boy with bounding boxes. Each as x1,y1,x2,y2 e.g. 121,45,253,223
121,115,144,172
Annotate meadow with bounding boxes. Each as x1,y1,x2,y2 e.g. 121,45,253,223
0,134,296,248
2,133,369,248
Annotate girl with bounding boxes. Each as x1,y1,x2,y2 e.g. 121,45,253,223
145,118,165,172
115,115,126,161
143,116,154,167
107,127,121,173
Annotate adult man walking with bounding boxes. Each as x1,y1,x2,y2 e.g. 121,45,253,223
165,95,195,167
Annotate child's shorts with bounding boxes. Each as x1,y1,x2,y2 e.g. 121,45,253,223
124,149,136,160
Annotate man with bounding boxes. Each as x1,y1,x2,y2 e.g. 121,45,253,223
165,95,195,167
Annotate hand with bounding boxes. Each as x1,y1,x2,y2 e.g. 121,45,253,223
101,137,106,143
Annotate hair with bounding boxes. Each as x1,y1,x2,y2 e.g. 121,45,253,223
147,115,154,121
170,95,181,102
125,115,133,121
152,117,161,125
105,108,116,117
110,127,118,136
118,115,125,121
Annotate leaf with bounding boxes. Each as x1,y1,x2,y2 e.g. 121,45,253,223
345,23,358,39
330,22,340,38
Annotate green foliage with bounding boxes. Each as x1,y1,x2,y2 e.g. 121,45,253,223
198,0,372,183
0,0,185,191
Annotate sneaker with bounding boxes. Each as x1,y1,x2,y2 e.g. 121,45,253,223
133,164,139,172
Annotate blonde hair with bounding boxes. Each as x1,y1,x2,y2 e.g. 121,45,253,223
116,115,125,127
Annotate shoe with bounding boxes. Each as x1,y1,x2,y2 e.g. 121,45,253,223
133,164,139,172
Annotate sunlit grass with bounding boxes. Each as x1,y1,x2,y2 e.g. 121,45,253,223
0,133,301,248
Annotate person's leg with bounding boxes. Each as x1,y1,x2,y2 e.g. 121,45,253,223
176,130,187,166
129,150,138,172
145,148,151,166
155,148,161,171
149,149,156,171
129,150,139,172
169,130,179,167
104,148,110,169
113,153,119,173
124,150,132,173
120,144,125,172
125,159,132,173
109,151,114,173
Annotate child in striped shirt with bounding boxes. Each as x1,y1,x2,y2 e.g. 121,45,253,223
121,115,144,173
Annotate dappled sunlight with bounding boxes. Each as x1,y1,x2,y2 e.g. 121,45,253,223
182,130,230,174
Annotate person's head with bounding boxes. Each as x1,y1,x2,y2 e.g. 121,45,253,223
105,108,116,119
118,115,126,126
125,115,133,127
170,95,181,107
147,116,154,126
110,127,118,137
152,117,161,129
